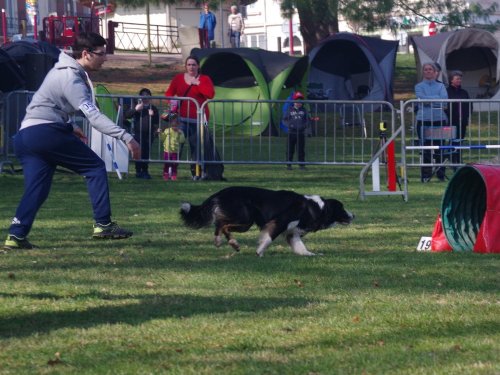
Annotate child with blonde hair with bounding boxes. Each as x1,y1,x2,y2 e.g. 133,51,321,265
159,111,185,181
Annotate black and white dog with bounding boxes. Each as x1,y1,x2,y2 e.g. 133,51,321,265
180,186,354,257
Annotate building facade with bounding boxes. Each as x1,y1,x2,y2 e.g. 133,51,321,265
1,0,90,43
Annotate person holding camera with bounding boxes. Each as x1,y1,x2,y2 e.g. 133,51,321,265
125,88,159,179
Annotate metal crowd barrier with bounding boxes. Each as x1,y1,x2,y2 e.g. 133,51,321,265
200,99,396,167
2,91,500,201
401,98,500,169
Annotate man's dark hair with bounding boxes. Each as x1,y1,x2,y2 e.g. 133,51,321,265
73,32,106,59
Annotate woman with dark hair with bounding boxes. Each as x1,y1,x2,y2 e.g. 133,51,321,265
164,55,215,178
125,87,159,179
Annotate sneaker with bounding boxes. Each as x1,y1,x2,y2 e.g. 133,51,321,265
421,176,432,183
171,175,177,181
92,222,133,239
135,171,144,179
4,235,38,250
163,174,170,181
142,172,152,180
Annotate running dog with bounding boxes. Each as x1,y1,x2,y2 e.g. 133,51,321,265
179,186,354,257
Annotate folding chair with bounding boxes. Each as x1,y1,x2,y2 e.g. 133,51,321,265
420,125,458,180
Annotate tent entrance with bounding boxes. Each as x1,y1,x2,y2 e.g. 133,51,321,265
447,46,498,98
202,53,256,88
310,40,374,100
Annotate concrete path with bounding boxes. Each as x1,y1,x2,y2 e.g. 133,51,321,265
105,52,182,68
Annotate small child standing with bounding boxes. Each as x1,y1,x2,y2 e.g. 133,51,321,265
283,91,310,170
159,113,185,181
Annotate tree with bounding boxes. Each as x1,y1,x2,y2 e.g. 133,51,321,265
280,0,500,53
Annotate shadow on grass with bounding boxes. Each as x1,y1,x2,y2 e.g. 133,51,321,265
0,293,311,339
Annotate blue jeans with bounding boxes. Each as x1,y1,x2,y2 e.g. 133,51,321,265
230,31,241,48
8,123,111,237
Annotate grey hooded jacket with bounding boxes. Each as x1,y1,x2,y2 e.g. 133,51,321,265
20,51,133,144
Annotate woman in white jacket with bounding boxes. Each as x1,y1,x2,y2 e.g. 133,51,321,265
228,5,245,48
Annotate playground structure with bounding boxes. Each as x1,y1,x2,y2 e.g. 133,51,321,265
41,15,99,50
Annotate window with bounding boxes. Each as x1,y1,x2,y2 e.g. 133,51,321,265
283,36,303,55
246,34,267,49
283,36,302,48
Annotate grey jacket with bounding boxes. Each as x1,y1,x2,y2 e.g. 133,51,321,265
20,51,133,144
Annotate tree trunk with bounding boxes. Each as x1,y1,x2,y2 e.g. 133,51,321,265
296,0,339,53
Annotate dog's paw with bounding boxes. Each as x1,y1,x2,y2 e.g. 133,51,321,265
228,239,240,251
214,236,222,247
301,251,317,256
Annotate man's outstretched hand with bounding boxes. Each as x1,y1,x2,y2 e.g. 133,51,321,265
127,139,141,160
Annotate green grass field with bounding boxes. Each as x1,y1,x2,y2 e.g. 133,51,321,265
1,164,498,374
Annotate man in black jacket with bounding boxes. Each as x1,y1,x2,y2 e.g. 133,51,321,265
446,70,471,166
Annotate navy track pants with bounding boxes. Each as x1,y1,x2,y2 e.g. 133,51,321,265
8,123,111,238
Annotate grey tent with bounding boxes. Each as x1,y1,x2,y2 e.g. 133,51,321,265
308,33,398,102
411,28,500,103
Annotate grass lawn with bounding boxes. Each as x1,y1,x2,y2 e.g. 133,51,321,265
0,164,498,374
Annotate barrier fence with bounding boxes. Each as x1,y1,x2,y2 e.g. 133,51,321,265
2,91,500,201
112,21,180,54
401,98,500,170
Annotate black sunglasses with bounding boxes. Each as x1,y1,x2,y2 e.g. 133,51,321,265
89,50,106,57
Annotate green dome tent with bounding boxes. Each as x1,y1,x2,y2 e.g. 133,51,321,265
191,48,309,136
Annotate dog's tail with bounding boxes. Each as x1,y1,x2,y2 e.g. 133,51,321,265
179,200,214,229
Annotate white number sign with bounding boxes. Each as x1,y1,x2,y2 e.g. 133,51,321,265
417,236,432,251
